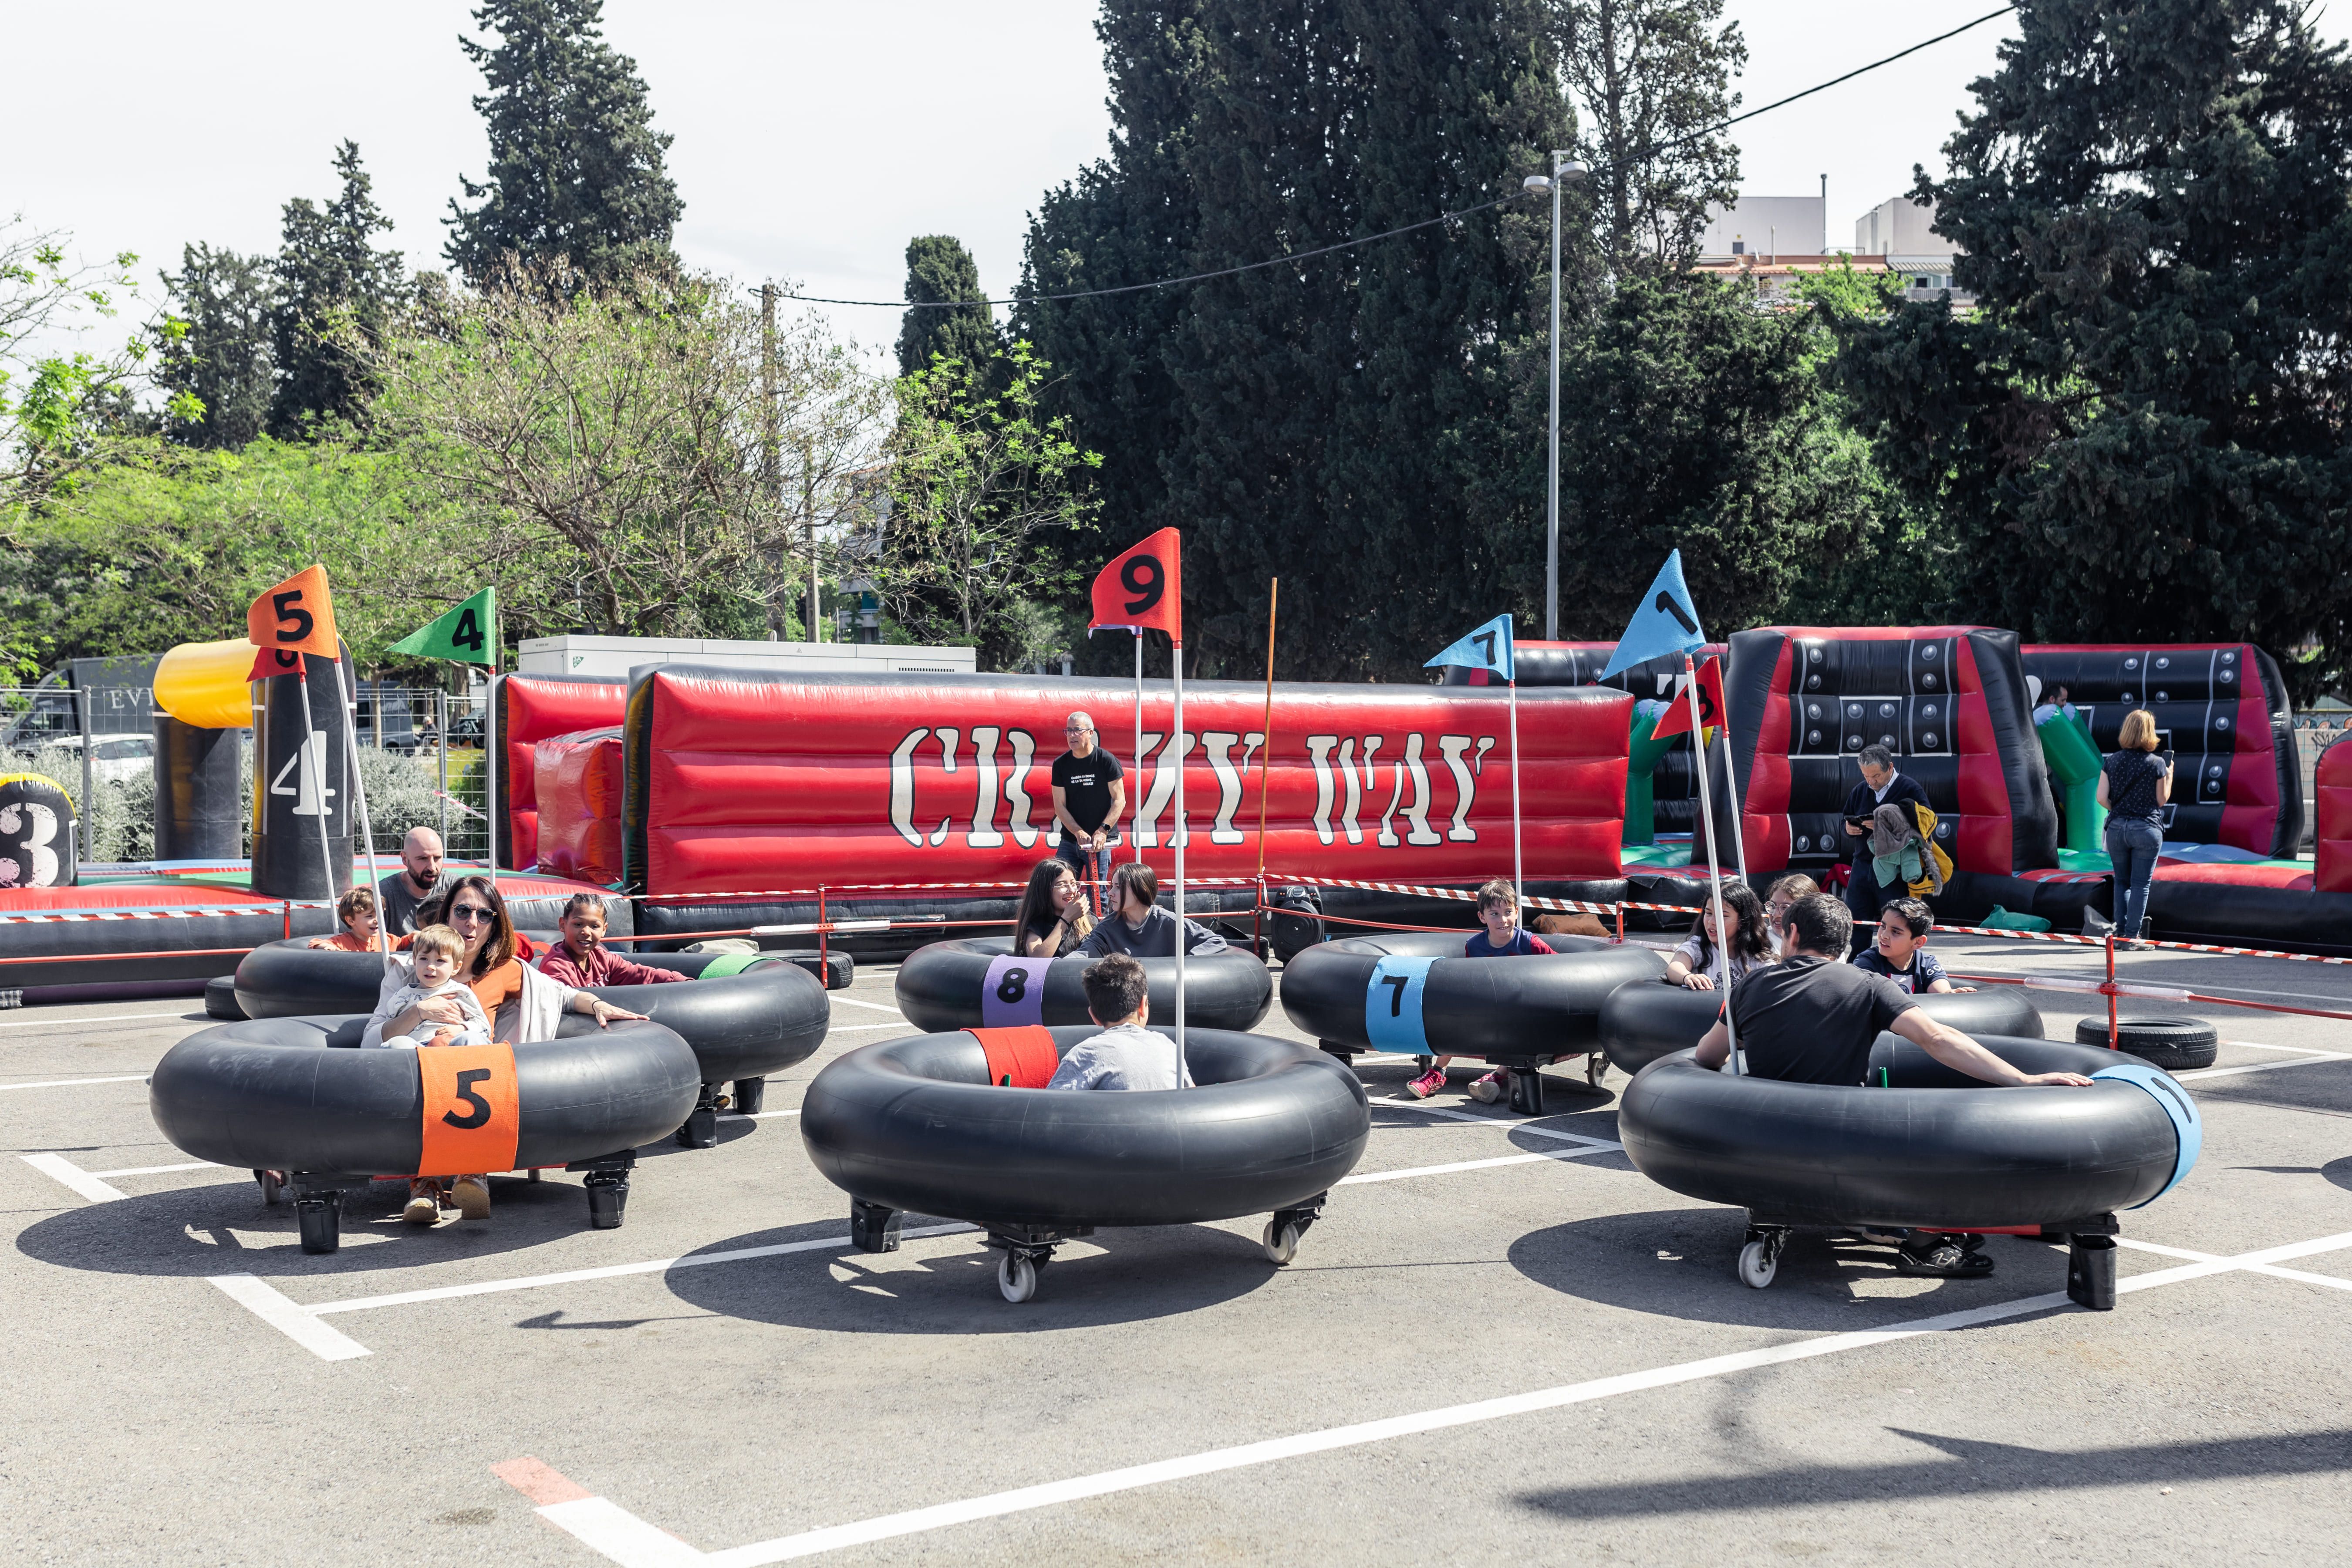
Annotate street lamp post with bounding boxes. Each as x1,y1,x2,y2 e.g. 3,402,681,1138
1523,155,1587,641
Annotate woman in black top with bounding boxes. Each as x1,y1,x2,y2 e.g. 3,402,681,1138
2097,708,2173,944
1010,858,1094,958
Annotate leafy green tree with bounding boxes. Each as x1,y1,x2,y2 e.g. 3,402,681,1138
155,243,274,449
270,142,408,437
1554,273,1876,633
1554,0,1746,270
0,218,149,508
1015,0,1207,616
879,343,1099,668
444,0,684,287
896,236,1001,378
1833,0,2352,698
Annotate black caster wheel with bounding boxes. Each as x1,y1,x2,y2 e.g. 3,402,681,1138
1586,1052,1608,1089
585,1174,629,1229
296,1197,340,1254
732,1077,766,1115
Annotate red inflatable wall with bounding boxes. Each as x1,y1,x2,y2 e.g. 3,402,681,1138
533,728,625,886
621,668,1631,895
1723,626,2059,877
2317,736,2352,894
493,675,625,869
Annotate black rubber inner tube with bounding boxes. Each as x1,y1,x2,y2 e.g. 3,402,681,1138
1600,979,2045,1075
801,1025,1369,1229
1278,931,1666,1062
1618,1034,2193,1227
895,937,1272,1034
149,1015,701,1175
231,939,830,1084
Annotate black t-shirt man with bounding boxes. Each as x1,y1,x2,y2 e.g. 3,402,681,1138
1052,749,1124,838
1726,954,1917,1085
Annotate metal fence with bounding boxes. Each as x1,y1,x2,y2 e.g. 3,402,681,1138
0,684,491,863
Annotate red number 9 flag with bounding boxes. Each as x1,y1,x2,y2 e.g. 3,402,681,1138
1089,528,1182,644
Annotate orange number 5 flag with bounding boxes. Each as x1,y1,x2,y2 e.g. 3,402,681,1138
246,564,341,659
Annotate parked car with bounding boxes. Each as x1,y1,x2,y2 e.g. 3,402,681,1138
37,733,157,786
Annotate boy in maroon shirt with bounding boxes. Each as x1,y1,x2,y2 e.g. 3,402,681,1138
537,894,691,987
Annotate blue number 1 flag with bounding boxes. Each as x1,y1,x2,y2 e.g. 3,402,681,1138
1600,550,1707,678
1425,614,1515,682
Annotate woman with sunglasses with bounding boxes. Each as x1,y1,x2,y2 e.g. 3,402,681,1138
364,873,645,1221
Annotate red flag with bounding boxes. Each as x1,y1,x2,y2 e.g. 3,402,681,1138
1090,528,1182,643
247,646,312,681
1651,655,1726,740
246,564,340,659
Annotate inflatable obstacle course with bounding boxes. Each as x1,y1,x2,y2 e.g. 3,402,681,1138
533,725,624,885
494,674,625,870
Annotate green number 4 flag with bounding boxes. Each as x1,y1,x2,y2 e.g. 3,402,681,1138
389,587,498,665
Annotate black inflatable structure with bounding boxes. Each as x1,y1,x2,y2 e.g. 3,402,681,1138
1279,931,1666,1112
230,940,830,1145
152,715,243,861
0,773,78,889
1599,981,2047,1075
150,1015,701,1252
895,937,1273,1035
1618,1035,2199,1310
800,1025,1370,1302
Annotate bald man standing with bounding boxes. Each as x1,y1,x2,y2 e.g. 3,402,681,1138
377,826,446,936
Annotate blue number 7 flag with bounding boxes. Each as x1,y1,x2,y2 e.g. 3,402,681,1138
1425,614,1515,682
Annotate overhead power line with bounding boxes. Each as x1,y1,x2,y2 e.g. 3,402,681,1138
786,4,2018,311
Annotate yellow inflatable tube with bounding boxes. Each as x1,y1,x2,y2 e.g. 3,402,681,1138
154,639,255,729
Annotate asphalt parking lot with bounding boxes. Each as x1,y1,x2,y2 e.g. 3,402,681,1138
3,931,2349,1566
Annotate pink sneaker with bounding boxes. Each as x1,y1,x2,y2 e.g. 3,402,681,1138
1404,1066,1447,1099
1469,1071,1506,1104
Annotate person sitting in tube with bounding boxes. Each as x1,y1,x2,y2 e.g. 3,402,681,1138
367,926,496,1051
1764,875,1821,959
1077,862,1230,960
536,894,688,987
1694,894,2091,1278
1405,878,1552,1104
1853,898,1974,995
1046,954,1193,1091
1011,858,1095,958
1663,881,1773,992
307,887,381,951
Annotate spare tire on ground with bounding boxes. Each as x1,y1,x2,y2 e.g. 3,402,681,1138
2073,1016,2219,1072
203,975,244,1021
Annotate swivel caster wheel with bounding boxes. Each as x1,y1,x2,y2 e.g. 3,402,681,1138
1262,1219,1302,1266
1586,1053,1608,1089
1737,1228,1786,1289
255,1169,289,1207
295,1197,341,1255
997,1252,1039,1304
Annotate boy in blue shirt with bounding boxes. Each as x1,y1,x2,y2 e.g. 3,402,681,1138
1405,878,1554,1103
1853,897,1974,995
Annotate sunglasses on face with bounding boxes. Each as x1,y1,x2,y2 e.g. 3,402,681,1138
449,905,494,923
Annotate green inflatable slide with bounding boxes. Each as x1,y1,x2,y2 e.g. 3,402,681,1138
2037,713,2107,853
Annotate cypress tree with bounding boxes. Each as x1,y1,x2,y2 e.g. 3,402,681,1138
269,142,408,436
443,0,684,286
896,236,1002,377
1834,0,2352,695
155,243,275,449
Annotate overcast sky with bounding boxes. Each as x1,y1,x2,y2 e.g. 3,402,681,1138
11,2,2345,370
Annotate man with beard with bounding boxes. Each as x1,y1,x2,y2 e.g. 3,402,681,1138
376,826,446,936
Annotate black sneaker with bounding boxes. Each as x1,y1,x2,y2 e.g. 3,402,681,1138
1896,1235,1995,1277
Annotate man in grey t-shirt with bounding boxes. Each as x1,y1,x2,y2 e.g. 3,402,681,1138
375,826,446,936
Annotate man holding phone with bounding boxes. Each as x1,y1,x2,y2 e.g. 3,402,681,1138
1840,745,1932,950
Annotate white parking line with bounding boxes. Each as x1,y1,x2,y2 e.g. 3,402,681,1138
208,1275,371,1361
88,1160,218,1179
0,1012,186,1029
21,1153,128,1202
2178,1055,2352,1082
1340,1148,1610,1184
2113,1235,2352,1293
827,998,904,1016
505,1228,2352,1567
1382,1100,1623,1151
0,1074,152,1092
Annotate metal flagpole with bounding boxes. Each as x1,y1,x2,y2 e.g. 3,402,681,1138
293,660,342,915
1132,634,1145,865
483,651,499,872
1173,636,1187,1089
1509,672,1522,896
1253,581,1279,953
332,661,390,956
1682,651,1739,1076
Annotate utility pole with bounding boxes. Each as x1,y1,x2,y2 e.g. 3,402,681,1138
761,283,784,640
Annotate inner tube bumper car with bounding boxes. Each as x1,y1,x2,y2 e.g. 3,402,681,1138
1600,981,2046,1075
1278,931,1666,1113
800,1025,1369,1302
150,1015,701,1253
895,937,1272,1034
233,939,830,1143
1618,1033,2199,1310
